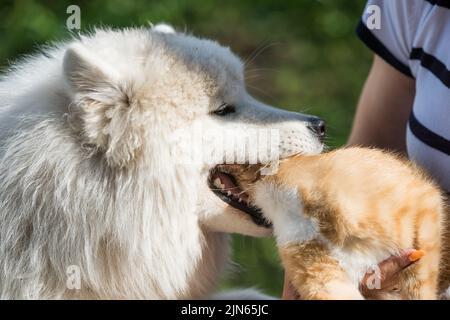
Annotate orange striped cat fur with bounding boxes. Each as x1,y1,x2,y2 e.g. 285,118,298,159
225,147,449,299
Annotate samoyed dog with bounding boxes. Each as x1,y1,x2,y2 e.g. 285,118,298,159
0,24,324,299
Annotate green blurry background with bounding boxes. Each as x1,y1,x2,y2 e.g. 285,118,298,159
0,0,373,296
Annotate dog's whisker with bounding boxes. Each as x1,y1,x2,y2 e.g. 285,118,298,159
244,74,264,81
244,67,282,77
246,67,279,72
210,186,241,191
243,42,281,67
246,84,274,100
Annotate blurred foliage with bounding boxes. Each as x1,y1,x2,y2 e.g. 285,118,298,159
0,0,372,297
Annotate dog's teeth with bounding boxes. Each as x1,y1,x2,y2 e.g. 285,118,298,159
238,198,243,203
213,178,225,189
227,191,232,196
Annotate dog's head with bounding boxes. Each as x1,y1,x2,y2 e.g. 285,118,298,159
62,24,324,237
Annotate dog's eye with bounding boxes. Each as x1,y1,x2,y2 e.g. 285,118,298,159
213,104,236,116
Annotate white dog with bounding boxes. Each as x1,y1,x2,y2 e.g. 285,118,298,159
0,24,324,299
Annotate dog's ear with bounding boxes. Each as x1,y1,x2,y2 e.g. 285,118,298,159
63,44,143,168
151,23,176,34
63,43,119,95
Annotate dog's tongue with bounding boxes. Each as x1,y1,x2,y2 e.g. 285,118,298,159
214,172,249,201
215,172,236,190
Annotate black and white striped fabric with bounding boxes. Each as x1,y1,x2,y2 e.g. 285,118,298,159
357,0,450,192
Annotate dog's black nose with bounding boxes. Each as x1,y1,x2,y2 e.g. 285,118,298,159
308,118,326,141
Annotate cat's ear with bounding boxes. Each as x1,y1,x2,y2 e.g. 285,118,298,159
63,44,142,168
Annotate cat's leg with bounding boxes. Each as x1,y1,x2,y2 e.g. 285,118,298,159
396,205,443,300
412,209,442,300
279,240,363,300
395,250,439,300
412,232,441,300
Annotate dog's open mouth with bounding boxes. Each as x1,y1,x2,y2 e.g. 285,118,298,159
208,166,272,228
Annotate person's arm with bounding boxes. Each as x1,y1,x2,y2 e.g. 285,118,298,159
348,55,415,154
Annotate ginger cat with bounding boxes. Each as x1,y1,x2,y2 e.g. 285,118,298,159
222,147,449,299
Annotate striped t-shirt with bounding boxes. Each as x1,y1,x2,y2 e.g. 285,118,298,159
357,0,450,193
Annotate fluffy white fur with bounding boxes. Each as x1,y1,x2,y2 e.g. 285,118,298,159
0,25,322,299
254,183,319,246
